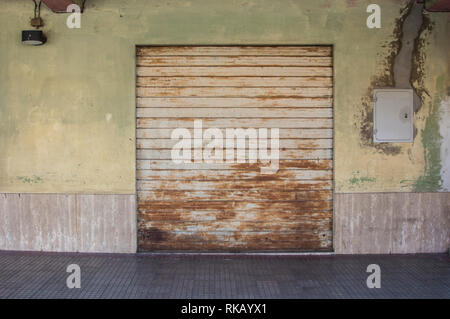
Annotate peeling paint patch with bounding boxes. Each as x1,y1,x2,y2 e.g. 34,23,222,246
358,2,414,155
359,1,434,156
392,1,425,112
411,13,434,110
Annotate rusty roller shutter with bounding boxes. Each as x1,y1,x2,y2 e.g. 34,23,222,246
136,46,333,251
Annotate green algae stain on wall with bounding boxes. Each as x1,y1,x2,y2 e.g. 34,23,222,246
17,175,43,184
413,76,445,192
347,171,376,190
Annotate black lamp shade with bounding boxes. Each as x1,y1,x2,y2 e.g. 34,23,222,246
22,30,46,45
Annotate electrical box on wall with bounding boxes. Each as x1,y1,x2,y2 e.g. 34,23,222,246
373,89,414,143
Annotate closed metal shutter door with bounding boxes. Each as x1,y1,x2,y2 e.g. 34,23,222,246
136,46,333,251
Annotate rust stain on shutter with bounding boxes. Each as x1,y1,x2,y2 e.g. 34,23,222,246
136,46,333,251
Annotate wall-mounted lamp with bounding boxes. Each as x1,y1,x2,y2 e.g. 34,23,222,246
22,30,46,46
22,0,46,45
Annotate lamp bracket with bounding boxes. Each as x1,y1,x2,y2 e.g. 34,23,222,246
31,0,44,29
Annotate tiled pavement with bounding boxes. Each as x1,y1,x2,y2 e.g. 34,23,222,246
0,251,448,299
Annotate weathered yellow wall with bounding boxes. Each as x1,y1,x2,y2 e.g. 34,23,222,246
0,0,448,194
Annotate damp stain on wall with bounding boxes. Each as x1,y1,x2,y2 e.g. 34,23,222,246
412,76,445,192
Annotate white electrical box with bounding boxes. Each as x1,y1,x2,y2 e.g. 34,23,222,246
373,89,414,143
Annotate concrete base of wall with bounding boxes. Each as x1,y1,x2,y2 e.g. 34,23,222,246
0,194,136,253
334,193,450,254
1,192,448,254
